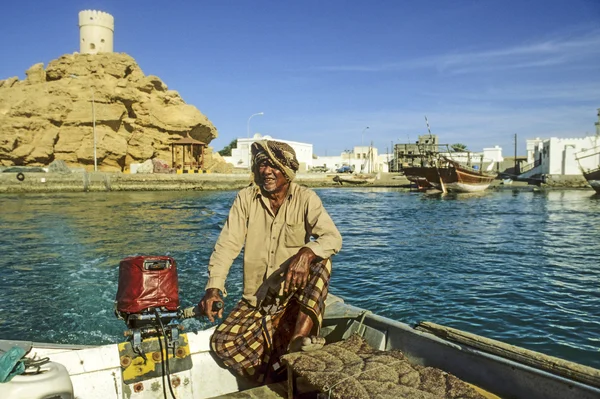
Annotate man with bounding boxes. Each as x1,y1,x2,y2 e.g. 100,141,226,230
198,140,342,383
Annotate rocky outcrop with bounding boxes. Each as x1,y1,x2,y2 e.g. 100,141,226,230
0,52,220,171
203,150,234,174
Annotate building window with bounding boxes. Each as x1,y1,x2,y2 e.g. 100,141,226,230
90,43,96,50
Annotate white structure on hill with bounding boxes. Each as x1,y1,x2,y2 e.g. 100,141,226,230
223,134,313,171
79,10,114,54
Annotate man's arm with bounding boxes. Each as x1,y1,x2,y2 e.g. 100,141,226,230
302,191,343,259
284,191,342,292
199,191,248,318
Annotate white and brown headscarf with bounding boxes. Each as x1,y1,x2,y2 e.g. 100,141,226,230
251,140,299,182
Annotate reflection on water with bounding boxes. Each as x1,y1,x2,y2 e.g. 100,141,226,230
0,188,599,368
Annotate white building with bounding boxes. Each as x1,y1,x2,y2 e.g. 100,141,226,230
313,146,390,173
223,134,313,172
79,10,114,54
524,136,600,176
519,108,600,177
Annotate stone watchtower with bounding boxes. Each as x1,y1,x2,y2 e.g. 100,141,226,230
78,10,114,54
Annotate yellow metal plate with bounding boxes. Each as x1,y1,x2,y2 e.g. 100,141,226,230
118,333,192,384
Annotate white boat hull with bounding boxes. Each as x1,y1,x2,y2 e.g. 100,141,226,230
4,328,244,399
429,181,492,193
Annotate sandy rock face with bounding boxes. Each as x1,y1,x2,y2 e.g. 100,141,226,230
0,52,219,171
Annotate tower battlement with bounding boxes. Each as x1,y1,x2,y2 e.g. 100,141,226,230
78,10,114,54
78,10,114,30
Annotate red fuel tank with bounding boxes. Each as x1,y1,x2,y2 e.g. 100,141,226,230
116,256,180,314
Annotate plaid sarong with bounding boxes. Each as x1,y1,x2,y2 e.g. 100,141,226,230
210,259,332,382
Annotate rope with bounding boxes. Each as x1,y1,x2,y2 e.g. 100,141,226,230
357,310,371,336
21,354,51,375
322,359,404,398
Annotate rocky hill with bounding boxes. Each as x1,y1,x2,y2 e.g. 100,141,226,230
0,52,224,172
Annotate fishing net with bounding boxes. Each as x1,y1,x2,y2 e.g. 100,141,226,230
282,334,492,399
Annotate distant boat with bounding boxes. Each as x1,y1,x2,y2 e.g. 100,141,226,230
433,156,497,193
399,117,497,193
333,173,376,185
402,166,435,191
333,142,378,185
575,146,600,194
402,157,496,193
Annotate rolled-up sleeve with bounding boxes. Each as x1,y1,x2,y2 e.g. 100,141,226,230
303,191,342,259
205,191,248,295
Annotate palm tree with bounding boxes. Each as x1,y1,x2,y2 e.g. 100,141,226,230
218,139,238,156
450,143,468,152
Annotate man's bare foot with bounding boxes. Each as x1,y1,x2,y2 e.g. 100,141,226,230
288,336,326,353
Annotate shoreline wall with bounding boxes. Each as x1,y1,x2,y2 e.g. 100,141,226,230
0,172,367,193
0,172,591,193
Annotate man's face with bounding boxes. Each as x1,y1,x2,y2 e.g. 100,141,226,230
258,159,288,194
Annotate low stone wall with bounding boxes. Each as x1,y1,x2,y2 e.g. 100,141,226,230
0,172,413,193
0,172,252,193
3,171,590,194
541,174,590,188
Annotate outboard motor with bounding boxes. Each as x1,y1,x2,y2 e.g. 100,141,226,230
114,254,222,393
115,255,181,358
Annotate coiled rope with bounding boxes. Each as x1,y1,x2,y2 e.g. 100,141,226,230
322,359,404,398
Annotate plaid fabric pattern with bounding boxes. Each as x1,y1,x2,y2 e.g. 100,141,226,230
210,259,332,382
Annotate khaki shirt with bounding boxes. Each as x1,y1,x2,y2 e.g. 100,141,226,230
206,182,342,307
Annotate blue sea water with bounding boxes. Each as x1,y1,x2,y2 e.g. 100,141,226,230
0,188,599,369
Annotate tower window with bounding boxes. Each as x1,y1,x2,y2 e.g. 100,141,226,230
90,43,96,50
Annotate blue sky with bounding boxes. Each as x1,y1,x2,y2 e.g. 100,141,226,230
2,1,599,156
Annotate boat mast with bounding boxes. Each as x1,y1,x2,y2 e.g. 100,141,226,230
425,116,447,193
370,140,374,174
514,133,518,175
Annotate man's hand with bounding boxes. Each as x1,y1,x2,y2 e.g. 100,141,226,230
284,247,318,294
198,288,224,323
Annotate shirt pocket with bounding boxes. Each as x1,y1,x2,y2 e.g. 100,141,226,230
284,223,306,247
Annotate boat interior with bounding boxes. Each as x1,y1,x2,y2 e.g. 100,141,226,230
2,295,599,399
